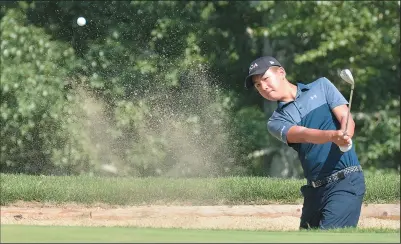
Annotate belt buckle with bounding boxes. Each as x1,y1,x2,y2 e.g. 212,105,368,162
337,171,345,179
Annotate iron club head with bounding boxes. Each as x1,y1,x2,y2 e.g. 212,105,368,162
339,69,355,86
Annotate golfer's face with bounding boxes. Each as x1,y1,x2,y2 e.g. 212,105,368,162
252,68,282,101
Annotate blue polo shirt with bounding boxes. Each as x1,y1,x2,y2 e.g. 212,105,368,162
267,77,360,181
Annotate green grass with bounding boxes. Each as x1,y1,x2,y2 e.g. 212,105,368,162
0,173,399,206
1,225,399,243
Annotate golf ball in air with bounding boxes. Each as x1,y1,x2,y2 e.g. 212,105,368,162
77,17,86,26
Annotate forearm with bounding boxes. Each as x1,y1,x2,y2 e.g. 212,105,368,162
287,126,334,144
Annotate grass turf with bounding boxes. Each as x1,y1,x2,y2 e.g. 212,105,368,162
1,225,399,243
0,173,399,206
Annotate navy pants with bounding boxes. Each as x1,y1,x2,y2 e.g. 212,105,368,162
299,171,366,229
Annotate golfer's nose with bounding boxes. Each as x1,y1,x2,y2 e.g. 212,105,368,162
261,82,269,90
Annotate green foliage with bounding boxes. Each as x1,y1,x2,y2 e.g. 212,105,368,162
0,8,78,174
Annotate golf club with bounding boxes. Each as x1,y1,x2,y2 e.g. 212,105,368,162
338,69,355,152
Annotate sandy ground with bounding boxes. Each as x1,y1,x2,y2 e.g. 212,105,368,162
1,202,400,231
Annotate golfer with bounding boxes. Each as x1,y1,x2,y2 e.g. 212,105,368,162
244,56,366,229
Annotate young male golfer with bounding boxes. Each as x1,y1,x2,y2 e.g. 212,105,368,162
244,56,366,229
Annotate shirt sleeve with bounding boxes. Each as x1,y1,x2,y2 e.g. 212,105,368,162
267,115,295,145
321,77,349,109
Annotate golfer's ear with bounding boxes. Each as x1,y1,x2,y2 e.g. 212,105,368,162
278,67,286,77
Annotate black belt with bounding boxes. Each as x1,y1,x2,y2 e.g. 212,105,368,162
307,165,363,188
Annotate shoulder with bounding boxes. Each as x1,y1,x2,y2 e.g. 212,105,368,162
303,77,336,94
309,77,332,88
267,110,292,127
268,111,281,127
268,111,281,123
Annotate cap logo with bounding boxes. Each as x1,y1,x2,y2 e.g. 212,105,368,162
249,63,258,72
269,61,275,64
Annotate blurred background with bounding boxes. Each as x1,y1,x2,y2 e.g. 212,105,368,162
0,1,399,178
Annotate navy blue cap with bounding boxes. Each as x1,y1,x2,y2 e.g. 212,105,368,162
244,56,282,89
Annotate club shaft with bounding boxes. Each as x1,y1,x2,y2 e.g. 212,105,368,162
344,87,354,132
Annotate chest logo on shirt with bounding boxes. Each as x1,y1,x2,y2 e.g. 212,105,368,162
310,94,318,100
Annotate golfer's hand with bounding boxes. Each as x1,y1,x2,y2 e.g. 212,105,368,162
341,127,354,140
331,130,352,147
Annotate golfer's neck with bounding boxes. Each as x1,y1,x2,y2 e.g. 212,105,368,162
280,82,298,103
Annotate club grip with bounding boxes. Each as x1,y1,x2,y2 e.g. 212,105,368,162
339,139,353,152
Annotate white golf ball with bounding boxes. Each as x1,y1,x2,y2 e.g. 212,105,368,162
77,17,86,26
